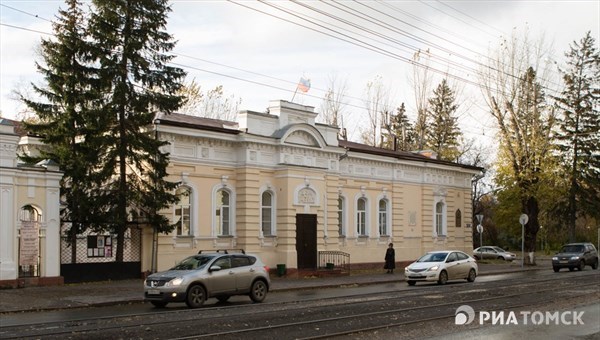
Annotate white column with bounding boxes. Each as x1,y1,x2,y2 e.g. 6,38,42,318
44,180,62,277
0,184,17,280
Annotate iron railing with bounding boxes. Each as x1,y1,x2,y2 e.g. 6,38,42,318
318,250,350,272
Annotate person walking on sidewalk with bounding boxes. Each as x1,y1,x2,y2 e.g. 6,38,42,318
384,243,395,274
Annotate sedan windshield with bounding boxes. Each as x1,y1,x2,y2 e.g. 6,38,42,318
491,247,507,253
417,252,448,262
171,255,215,270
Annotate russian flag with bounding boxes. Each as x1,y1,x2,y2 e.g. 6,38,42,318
297,77,311,93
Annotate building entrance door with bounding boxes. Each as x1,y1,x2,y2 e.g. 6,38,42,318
296,214,317,270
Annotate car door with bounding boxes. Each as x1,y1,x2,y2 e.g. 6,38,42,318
455,252,471,277
207,256,236,295
231,255,254,292
444,252,461,279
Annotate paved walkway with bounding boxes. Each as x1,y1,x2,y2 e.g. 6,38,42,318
0,261,546,314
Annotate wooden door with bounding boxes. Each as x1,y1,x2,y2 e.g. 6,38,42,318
296,214,317,269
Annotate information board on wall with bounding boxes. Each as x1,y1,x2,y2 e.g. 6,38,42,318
19,221,39,266
87,235,113,258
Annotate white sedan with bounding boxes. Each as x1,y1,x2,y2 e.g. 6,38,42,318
404,250,478,286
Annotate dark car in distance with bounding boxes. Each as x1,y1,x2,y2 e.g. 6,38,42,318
552,243,598,272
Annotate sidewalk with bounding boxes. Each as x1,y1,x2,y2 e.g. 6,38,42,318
0,261,546,314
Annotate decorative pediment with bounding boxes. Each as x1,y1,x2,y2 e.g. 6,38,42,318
284,130,320,147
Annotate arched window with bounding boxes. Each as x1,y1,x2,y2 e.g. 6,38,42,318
455,209,462,228
216,189,231,236
435,201,445,236
338,196,346,237
378,199,389,236
356,197,367,236
175,187,191,236
261,191,274,236
20,205,42,222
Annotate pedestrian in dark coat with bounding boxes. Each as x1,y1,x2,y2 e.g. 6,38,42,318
384,243,395,274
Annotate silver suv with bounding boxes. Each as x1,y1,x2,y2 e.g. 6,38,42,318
552,243,599,272
144,249,271,308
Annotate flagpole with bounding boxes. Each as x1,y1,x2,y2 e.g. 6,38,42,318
291,87,299,102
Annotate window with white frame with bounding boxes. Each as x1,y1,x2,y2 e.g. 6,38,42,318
378,199,389,236
175,186,191,236
261,191,274,236
216,189,231,236
338,196,345,237
357,197,367,236
435,201,446,236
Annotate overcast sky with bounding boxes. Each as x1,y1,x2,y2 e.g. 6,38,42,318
1,0,598,144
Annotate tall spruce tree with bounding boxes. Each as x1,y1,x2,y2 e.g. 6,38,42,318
554,32,600,241
88,0,185,262
20,0,106,263
426,79,462,161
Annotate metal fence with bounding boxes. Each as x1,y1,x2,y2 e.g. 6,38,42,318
318,250,350,272
60,225,141,264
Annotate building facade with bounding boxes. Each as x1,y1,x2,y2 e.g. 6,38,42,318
144,100,480,273
0,119,63,287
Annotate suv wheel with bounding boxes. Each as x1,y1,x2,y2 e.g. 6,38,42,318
578,260,585,271
553,267,560,272
592,259,598,270
186,284,206,308
249,280,268,303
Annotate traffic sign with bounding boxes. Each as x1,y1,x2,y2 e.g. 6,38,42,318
519,214,528,225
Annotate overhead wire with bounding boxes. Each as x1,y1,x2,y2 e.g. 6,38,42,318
1,1,561,141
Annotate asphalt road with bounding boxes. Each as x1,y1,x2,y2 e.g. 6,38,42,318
1,269,598,339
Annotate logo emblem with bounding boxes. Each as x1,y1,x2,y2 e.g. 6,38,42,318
455,305,475,325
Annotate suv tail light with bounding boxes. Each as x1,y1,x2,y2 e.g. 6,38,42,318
264,265,270,273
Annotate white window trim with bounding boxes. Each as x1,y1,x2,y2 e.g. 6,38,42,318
433,198,447,237
259,185,277,237
376,196,392,237
172,184,194,237
355,195,369,237
338,194,347,237
211,185,236,237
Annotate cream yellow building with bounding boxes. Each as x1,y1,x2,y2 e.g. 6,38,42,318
145,100,480,274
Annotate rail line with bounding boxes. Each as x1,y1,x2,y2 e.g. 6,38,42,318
1,271,598,339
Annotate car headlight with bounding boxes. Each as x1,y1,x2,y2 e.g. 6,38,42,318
427,266,439,272
404,267,410,272
166,277,184,287
570,256,580,260
552,257,558,261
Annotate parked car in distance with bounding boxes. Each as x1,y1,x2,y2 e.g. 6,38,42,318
404,250,478,286
552,243,599,272
473,246,516,261
144,249,271,308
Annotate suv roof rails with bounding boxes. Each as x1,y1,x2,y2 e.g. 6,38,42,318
198,249,246,255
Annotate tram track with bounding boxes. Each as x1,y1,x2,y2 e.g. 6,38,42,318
1,271,597,339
